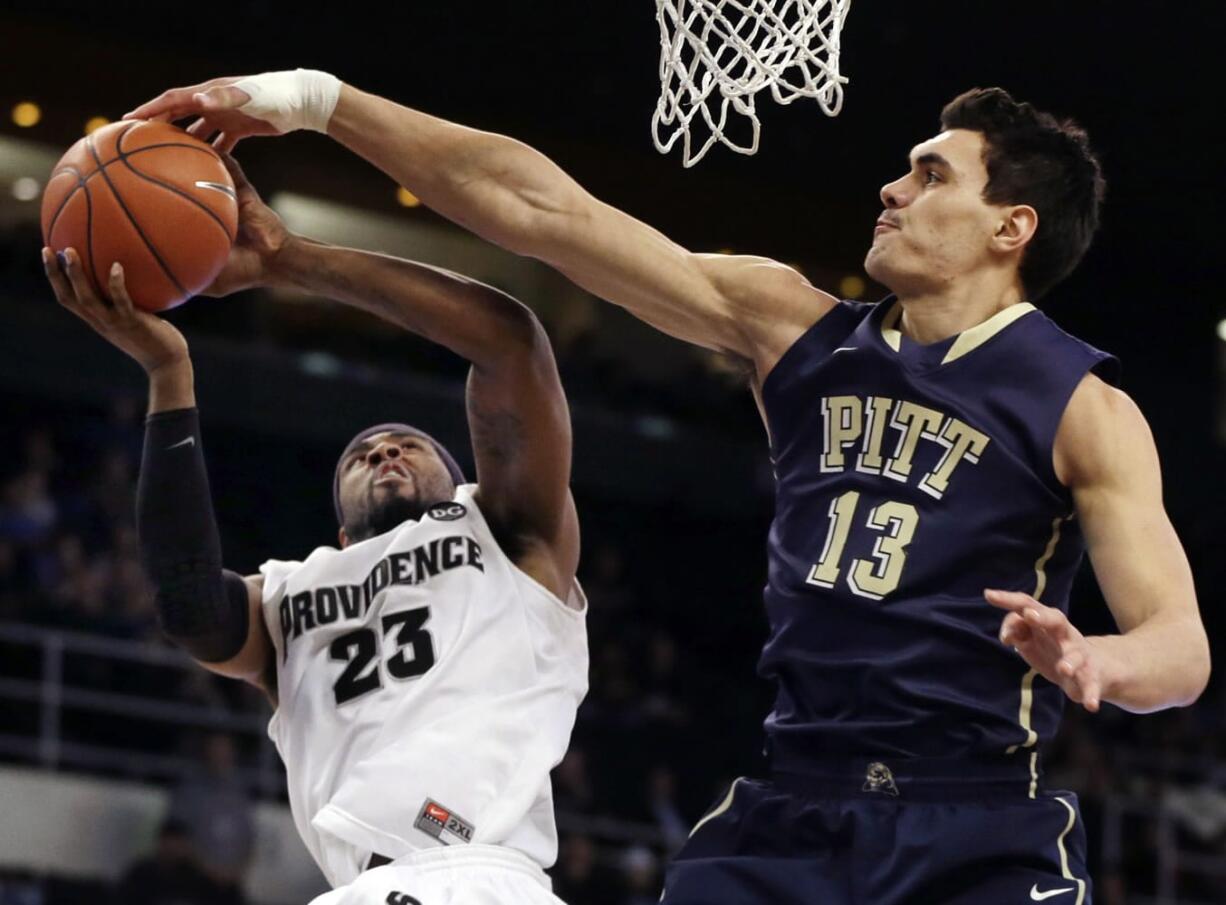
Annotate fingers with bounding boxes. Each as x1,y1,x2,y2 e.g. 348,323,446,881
214,133,241,154
1081,670,1102,712
193,84,252,111
1059,657,1101,712
215,150,249,187
43,247,77,309
124,87,199,122
983,588,1036,612
124,78,231,121
60,247,105,306
43,248,104,330
998,612,1032,647
1022,604,1075,645
108,262,136,314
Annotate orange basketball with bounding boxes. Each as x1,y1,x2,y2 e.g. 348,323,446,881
41,120,239,313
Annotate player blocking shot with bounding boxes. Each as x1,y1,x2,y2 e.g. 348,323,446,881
127,71,1211,903
42,155,587,905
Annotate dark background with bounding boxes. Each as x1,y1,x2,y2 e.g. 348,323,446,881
1,2,1223,903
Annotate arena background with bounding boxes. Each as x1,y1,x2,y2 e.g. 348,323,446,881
1,2,1222,903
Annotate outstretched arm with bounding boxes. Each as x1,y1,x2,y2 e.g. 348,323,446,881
988,375,1210,713
126,73,836,377
267,235,578,600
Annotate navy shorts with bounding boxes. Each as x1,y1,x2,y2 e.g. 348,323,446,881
661,758,1091,905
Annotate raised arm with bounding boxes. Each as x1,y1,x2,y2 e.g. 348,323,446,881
988,375,1210,713
126,72,837,377
40,249,273,698
263,230,578,599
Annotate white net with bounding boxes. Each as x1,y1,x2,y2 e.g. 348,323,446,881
653,0,852,167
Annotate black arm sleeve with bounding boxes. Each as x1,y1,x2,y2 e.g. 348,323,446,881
137,407,250,663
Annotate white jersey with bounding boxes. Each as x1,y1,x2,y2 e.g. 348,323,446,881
259,484,588,888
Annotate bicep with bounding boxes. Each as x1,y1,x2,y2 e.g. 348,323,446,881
198,574,275,695
465,322,578,587
1062,380,1198,632
535,196,834,366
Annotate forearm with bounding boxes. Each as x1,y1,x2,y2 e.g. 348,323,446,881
327,85,577,257
1091,614,1210,713
146,358,195,415
137,407,249,663
268,235,541,367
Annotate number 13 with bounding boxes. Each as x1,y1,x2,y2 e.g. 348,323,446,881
806,491,919,600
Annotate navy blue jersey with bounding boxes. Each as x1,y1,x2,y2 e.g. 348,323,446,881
759,298,1118,771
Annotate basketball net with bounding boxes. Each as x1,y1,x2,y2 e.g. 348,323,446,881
653,0,852,167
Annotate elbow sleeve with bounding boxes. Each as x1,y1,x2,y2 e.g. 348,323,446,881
137,408,250,663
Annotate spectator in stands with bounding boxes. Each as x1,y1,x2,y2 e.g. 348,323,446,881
113,819,219,905
645,766,688,854
0,470,57,547
166,733,254,905
619,844,660,905
553,748,598,815
550,834,621,905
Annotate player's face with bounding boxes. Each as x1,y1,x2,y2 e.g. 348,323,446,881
336,431,455,545
864,129,1007,296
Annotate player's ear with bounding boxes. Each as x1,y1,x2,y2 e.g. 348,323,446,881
992,204,1038,255
338,527,348,549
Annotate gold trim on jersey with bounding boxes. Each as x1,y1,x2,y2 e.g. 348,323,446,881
688,778,744,838
877,301,1037,361
941,303,1036,364
1033,515,1067,601
1054,796,1089,905
1006,515,1070,794
880,303,904,351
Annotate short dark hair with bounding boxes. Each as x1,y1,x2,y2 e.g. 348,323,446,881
940,87,1105,301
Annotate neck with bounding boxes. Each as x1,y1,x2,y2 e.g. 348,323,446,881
894,273,1026,344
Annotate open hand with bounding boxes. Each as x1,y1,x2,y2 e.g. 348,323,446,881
42,248,189,375
123,76,277,153
986,588,1113,712
123,70,341,152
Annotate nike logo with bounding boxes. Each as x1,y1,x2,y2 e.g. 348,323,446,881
831,346,857,355
166,436,196,450
1030,885,1075,901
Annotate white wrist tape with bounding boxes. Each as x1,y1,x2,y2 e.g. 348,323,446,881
232,69,342,134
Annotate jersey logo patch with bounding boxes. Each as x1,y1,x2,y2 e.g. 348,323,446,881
862,761,899,796
426,502,467,522
415,798,474,845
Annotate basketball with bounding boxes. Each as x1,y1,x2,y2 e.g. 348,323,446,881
40,120,239,313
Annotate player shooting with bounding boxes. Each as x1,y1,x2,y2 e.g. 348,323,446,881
41,154,587,905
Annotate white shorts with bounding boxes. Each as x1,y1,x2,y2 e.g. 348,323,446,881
307,845,567,905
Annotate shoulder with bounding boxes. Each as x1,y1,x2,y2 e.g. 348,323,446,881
758,298,878,394
1022,308,1121,385
695,254,841,373
1054,374,1154,489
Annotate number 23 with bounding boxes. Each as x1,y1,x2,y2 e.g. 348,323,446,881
330,608,436,705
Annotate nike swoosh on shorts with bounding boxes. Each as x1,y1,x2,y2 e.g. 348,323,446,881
1030,884,1075,901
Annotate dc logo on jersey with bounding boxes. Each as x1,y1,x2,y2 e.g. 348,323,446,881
426,502,467,522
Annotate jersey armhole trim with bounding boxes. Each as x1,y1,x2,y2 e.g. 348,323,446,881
459,484,587,622
758,299,869,400
1042,352,1121,498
